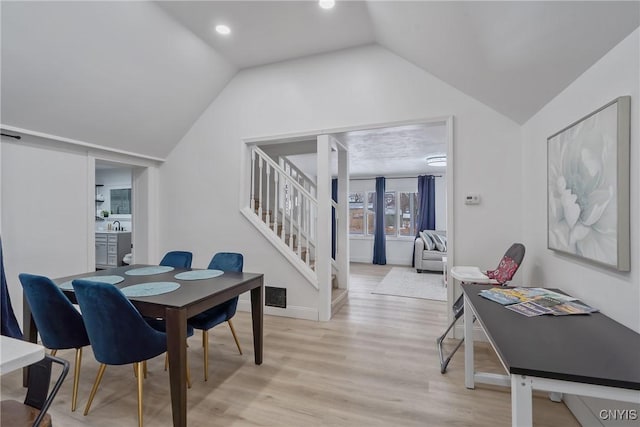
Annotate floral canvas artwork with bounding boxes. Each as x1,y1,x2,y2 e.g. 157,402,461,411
548,96,630,271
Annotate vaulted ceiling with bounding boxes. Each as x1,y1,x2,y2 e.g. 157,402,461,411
1,1,638,159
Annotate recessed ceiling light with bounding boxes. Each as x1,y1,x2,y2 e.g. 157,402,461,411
215,25,231,35
319,0,335,10
426,155,447,167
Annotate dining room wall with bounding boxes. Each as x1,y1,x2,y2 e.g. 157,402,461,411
1,137,91,325
159,44,522,319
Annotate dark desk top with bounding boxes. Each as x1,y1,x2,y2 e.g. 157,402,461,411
462,283,640,390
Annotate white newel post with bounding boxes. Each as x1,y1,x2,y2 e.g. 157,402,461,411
316,135,332,321
337,142,349,290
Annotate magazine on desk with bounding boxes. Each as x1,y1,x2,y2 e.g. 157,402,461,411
479,287,598,317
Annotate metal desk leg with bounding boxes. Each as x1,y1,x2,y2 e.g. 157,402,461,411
511,374,533,427
463,294,474,389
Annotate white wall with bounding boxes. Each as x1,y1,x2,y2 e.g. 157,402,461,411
521,28,639,332
521,28,639,426
160,45,522,318
1,139,91,325
348,176,447,266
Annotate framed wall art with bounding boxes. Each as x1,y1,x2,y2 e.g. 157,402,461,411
547,96,630,271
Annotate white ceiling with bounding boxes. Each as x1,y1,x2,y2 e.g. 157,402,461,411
1,1,638,160
158,1,639,124
156,1,376,69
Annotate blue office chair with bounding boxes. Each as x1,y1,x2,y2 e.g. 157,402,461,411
187,252,243,381
159,251,193,269
72,279,167,427
19,273,90,412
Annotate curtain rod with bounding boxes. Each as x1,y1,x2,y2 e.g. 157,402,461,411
349,175,442,181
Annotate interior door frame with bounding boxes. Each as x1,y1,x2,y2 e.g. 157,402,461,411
89,154,160,272
243,115,455,321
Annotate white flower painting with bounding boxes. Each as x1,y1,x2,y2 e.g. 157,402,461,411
548,97,630,270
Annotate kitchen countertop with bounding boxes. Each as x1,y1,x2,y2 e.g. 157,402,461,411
95,230,131,234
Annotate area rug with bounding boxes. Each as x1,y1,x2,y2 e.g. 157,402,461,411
372,267,447,301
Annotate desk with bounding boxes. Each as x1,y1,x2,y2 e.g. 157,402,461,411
23,264,264,427
0,336,44,375
462,283,640,427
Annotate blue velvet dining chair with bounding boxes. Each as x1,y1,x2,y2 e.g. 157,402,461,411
19,273,90,412
155,250,193,384
159,251,193,269
72,279,167,427
187,252,243,381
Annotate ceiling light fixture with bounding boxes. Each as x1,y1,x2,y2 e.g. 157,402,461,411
215,24,231,35
426,155,447,167
319,0,335,10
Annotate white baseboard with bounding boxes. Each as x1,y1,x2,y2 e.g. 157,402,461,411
237,299,319,321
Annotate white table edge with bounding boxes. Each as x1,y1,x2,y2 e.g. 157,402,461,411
0,336,45,375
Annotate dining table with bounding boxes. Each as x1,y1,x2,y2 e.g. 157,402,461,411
22,264,264,427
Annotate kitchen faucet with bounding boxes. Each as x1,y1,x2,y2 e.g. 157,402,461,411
112,221,121,231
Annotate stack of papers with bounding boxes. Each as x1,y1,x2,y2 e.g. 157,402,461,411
478,287,598,317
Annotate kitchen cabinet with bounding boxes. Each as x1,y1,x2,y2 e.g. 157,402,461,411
96,232,131,270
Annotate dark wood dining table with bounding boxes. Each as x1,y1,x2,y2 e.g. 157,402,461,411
23,264,264,427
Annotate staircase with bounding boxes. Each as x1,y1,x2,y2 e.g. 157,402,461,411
241,144,347,319
243,146,320,287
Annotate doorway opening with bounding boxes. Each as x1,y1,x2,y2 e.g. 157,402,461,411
94,160,133,270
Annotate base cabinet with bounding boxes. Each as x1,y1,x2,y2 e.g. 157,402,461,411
96,232,131,269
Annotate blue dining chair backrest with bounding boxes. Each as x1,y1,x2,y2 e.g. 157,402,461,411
19,273,89,350
72,280,167,365
189,253,244,329
208,252,243,317
159,251,192,269
208,252,243,273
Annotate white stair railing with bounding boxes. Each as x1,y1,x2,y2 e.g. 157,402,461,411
252,146,317,270
280,157,317,199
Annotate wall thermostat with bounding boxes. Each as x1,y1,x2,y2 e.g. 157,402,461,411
465,194,480,205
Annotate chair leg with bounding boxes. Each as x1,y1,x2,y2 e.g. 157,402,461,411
50,349,57,356
71,347,83,411
203,329,209,381
84,363,107,416
143,360,147,379
164,353,168,371
135,362,144,427
227,320,242,355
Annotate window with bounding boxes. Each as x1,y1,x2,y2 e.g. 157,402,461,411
366,192,375,235
399,192,419,236
348,192,365,234
349,189,419,238
384,192,396,235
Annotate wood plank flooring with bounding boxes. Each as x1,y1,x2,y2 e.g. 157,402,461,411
1,263,579,426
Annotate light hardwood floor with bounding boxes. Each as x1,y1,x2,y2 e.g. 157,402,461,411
1,263,579,426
